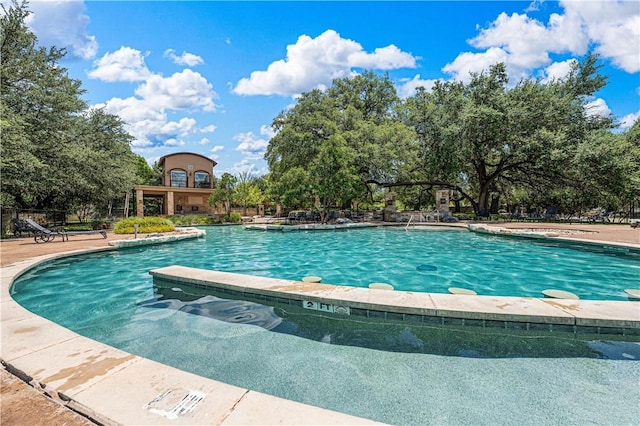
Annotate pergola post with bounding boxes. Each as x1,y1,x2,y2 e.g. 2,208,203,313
136,189,144,218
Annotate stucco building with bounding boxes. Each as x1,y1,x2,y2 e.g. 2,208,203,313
134,152,217,217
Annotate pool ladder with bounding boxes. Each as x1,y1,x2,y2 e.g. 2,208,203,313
405,215,415,230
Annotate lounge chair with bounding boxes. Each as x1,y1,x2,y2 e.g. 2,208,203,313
542,207,559,221
12,218,35,237
588,210,613,223
509,207,527,221
23,218,107,243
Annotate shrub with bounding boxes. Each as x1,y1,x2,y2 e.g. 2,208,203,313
167,214,219,225
63,225,93,232
113,217,175,234
228,212,242,223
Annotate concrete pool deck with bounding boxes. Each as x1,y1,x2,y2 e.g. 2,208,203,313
1,222,639,425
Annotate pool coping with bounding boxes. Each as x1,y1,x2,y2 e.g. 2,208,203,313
149,266,640,332
1,226,639,425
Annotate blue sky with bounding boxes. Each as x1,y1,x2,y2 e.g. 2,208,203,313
18,0,640,176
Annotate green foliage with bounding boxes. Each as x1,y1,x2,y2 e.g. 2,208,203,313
309,135,360,222
0,1,138,212
400,56,612,215
234,173,264,212
228,212,242,223
168,215,219,225
266,72,415,221
63,224,93,232
134,155,162,186
208,173,237,214
113,217,175,234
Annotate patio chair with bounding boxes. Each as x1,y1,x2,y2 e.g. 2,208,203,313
542,207,559,221
509,207,527,221
588,210,613,223
24,218,107,243
12,218,35,237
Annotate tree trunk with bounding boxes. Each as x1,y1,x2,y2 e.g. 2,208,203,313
477,182,490,216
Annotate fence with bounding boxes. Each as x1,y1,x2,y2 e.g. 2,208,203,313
0,207,69,236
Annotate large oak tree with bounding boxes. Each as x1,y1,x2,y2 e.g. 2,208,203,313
1,0,137,216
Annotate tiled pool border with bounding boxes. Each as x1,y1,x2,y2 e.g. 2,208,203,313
150,266,640,337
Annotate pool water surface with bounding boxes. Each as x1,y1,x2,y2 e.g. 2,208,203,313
10,226,640,424
46,225,639,300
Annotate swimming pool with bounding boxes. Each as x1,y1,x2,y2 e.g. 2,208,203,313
10,226,640,424
34,225,640,300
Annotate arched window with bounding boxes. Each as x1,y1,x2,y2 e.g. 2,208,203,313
170,169,187,187
194,171,210,188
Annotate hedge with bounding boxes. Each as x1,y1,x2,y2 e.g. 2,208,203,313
113,217,175,234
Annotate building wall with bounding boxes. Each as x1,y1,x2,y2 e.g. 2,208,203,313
161,153,215,189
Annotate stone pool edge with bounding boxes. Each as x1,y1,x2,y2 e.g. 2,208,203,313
150,265,640,333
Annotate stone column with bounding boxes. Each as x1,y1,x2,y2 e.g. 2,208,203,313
383,192,396,222
136,189,144,218
167,191,175,216
436,190,450,219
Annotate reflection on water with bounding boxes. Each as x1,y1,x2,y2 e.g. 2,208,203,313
148,278,640,360
138,295,283,331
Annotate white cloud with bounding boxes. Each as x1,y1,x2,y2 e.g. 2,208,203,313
164,49,204,67
619,111,639,130
397,74,439,98
96,77,217,148
227,159,265,177
209,145,225,162
445,0,640,81
199,138,210,145
135,69,218,112
233,29,417,96
584,98,611,118
93,96,164,123
160,117,197,135
259,124,276,139
525,0,543,13
199,125,217,134
234,131,269,160
470,12,568,69
89,47,152,82
542,59,577,82
560,0,640,73
164,138,185,147
91,57,220,146
25,0,97,59
443,47,509,82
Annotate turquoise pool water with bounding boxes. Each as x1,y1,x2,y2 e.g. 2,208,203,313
208,226,638,300
30,225,638,300
10,226,640,424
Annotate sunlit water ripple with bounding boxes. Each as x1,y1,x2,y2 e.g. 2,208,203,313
10,225,640,425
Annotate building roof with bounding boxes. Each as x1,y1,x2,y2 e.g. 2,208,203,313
158,152,218,167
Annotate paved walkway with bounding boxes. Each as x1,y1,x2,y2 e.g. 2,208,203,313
1,222,638,425
1,233,133,425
